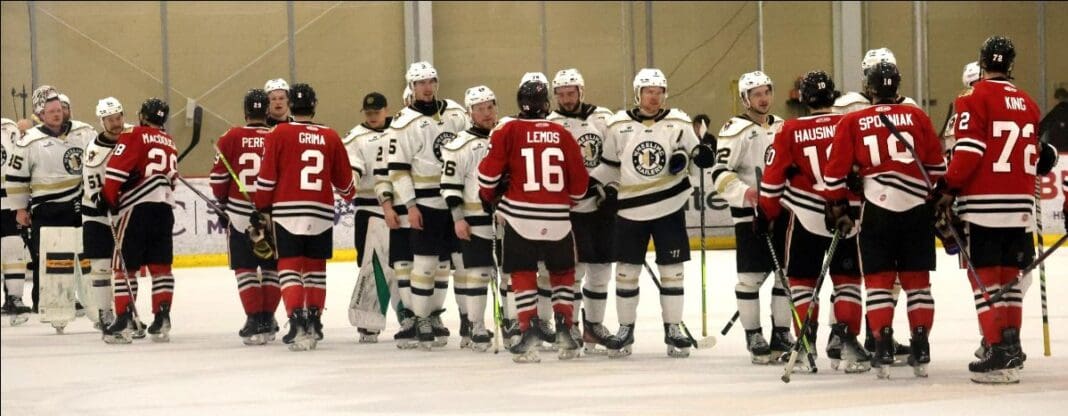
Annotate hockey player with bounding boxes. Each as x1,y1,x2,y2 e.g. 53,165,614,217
479,80,588,363
757,71,870,373
385,62,469,350
937,36,1047,384
6,86,95,328
711,71,794,364
942,62,981,153
1,117,32,325
58,94,72,123
101,97,180,344
833,48,920,114
255,83,355,351
210,89,281,346
547,68,617,354
592,68,714,358
264,78,294,127
344,92,397,343
440,85,500,352
824,62,945,378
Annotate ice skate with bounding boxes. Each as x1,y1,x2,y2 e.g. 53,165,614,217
9,296,30,326
147,302,171,343
831,323,871,373
93,309,115,331
534,316,557,351
75,301,86,318
664,323,693,358
259,313,279,343
970,328,1022,384
102,309,136,344
459,313,472,349
865,326,909,366
582,319,613,355
509,327,543,364
429,309,449,347
469,322,493,352
769,327,795,363
393,308,418,349
826,329,843,371
605,323,635,358
304,307,323,350
745,328,772,364
554,314,580,360
416,316,435,351
500,318,521,349
874,326,895,379
283,309,311,351
240,314,266,345
357,328,379,344
909,326,930,377
1,296,12,315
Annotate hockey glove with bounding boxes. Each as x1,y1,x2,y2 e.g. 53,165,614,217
823,199,853,235
845,169,864,195
692,141,717,169
249,211,270,229
247,223,276,260
1037,142,1058,175
599,185,620,217
752,206,774,236
668,150,689,175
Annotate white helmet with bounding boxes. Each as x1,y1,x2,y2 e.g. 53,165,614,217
552,68,585,90
402,86,413,106
265,78,289,93
632,68,668,104
406,61,438,85
519,72,548,87
31,85,60,115
58,94,71,107
861,48,897,73
738,70,773,105
95,97,123,118
464,85,496,110
962,61,981,87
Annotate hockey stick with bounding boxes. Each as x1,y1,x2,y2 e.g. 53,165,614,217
782,230,841,383
175,175,230,219
991,233,1067,303
176,106,203,164
1034,177,1051,356
762,226,818,372
213,142,255,202
105,210,144,337
642,261,716,349
720,311,741,336
699,167,709,337
488,214,505,354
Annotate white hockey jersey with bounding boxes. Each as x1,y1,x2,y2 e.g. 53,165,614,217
711,114,784,223
591,108,700,222
344,118,393,216
1,118,19,210
833,91,919,115
440,127,493,239
548,103,614,213
4,120,96,211
81,132,124,224
386,99,468,211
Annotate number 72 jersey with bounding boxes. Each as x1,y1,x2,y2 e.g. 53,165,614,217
103,125,179,212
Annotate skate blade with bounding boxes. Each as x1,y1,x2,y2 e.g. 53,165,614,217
419,340,434,351
843,361,872,374
459,337,473,349
583,343,609,355
608,346,632,359
751,354,772,365
10,314,29,326
538,342,559,352
970,369,1019,384
358,335,379,344
243,334,268,346
829,359,841,371
288,342,309,352
912,364,928,378
395,339,418,350
876,366,892,379
104,331,134,344
150,333,170,343
512,350,541,363
432,336,448,347
558,348,580,360
306,336,318,350
472,343,491,353
666,345,691,358
51,321,68,334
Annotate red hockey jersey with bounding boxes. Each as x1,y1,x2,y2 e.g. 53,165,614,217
946,79,1041,229
255,121,355,235
477,118,588,241
103,125,178,212
211,124,270,231
824,104,945,212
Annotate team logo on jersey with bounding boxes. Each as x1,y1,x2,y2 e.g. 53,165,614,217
1,145,6,167
577,133,603,168
764,146,776,167
62,147,84,174
632,141,666,176
433,132,457,161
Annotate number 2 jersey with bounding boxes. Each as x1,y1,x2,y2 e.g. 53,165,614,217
712,114,784,223
102,125,178,213
477,118,588,241
255,121,355,236
343,118,392,217
211,123,270,232
945,78,1041,229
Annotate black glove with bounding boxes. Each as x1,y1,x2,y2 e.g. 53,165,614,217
599,185,619,216
249,210,270,229
930,178,955,217
481,197,497,216
692,144,717,169
1037,142,1058,175
846,170,863,194
668,150,688,175
753,207,773,236
824,199,853,235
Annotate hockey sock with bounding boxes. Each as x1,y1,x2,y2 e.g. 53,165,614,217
278,257,305,317
409,255,437,317
770,275,792,329
511,270,538,331
549,267,576,326
235,268,263,315
432,260,451,313
3,271,26,298
146,264,174,314
830,274,863,335
1000,266,1024,329
393,260,413,311
536,264,552,322
112,269,135,314
971,266,1005,345
445,256,465,316
465,267,491,326
582,263,611,323
302,258,327,311
864,271,896,339
88,259,114,316
788,276,817,334
735,272,766,330
501,272,518,320
260,269,281,313
899,271,934,332
657,263,685,324
572,263,585,325
615,263,641,325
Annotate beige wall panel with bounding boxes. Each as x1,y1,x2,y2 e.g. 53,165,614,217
1,1,31,121
762,1,833,118
294,2,405,134
544,1,630,111
434,1,544,117
863,1,915,104
1044,2,1068,110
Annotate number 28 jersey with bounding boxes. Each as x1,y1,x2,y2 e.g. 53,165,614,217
102,125,178,213
255,121,356,236
945,79,1041,229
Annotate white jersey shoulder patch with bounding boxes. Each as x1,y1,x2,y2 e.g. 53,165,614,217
717,116,755,139
444,130,484,151
343,124,374,145
663,108,692,123
606,110,632,128
84,140,116,168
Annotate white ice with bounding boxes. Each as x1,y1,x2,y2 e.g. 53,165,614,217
3,250,1067,415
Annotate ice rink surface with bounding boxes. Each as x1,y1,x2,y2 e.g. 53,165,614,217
2,249,1066,415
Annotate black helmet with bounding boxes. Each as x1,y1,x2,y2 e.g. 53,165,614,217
800,70,836,109
289,83,317,115
979,35,1015,74
140,97,169,126
865,62,901,101
516,80,549,119
244,88,269,119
